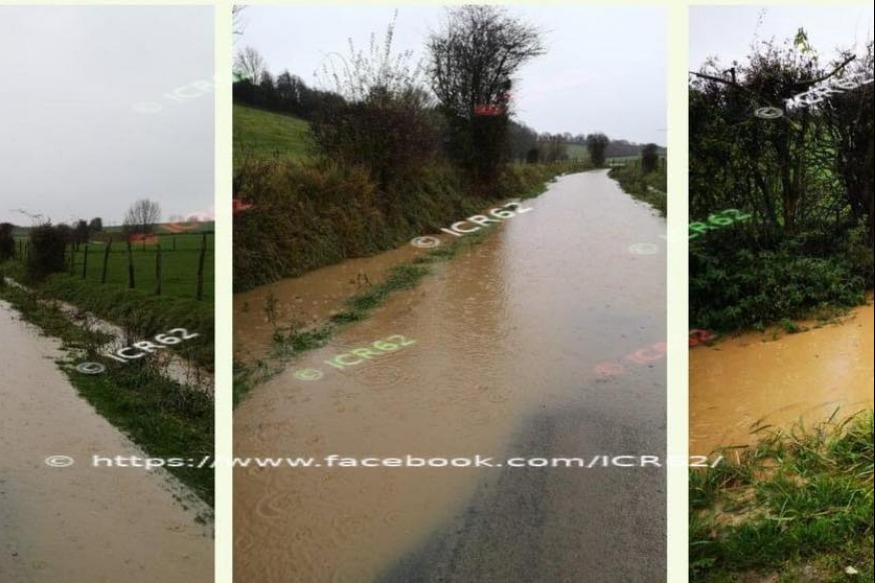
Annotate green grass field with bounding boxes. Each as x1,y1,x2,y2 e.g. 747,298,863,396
564,142,588,159
70,233,214,301
4,225,214,370
234,104,312,163
12,228,214,302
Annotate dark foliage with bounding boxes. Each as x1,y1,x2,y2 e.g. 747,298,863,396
26,224,68,280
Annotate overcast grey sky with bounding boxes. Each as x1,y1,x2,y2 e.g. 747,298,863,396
690,5,874,71
234,5,666,146
0,6,213,226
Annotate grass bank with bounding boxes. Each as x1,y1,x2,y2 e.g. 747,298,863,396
234,153,588,292
0,279,214,509
690,411,874,582
607,159,667,216
234,104,311,161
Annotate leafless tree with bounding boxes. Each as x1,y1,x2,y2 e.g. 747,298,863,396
232,5,248,39
123,199,161,235
234,46,266,83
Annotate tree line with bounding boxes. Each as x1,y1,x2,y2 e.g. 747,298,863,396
233,7,661,173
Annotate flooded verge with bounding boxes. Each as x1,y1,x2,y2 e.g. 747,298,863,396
690,302,874,455
0,300,213,583
234,169,667,582
3,276,212,394
233,244,422,363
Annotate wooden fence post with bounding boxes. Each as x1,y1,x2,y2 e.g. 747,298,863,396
101,238,112,284
196,233,207,301
68,245,75,274
154,244,162,296
126,239,135,289
81,244,89,279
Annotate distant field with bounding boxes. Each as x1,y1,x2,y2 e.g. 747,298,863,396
234,104,311,163
565,143,589,159
549,144,645,164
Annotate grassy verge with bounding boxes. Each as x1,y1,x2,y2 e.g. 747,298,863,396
607,159,667,216
690,411,874,582
1,260,213,371
0,280,214,510
233,159,587,291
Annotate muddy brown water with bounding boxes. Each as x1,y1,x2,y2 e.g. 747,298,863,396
690,303,874,455
0,301,213,583
234,169,667,583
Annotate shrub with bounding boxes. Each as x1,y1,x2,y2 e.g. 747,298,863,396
690,226,866,330
0,222,14,262
26,224,68,281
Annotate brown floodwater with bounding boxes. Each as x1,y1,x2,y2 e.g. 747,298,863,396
0,301,213,583
234,169,667,583
690,303,874,455
234,244,422,363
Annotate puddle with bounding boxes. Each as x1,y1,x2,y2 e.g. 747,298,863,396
690,303,874,454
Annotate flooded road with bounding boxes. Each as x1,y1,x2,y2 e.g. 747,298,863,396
234,169,667,583
690,303,874,455
0,301,213,583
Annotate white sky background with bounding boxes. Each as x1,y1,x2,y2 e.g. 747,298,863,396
233,5,666,146
690,5,875,72
0,6,214,226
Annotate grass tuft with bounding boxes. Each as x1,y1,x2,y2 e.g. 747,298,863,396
691,411,874,582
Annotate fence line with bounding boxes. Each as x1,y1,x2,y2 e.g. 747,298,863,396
60,232,213,300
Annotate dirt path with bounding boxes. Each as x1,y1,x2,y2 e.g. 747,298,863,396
0,300,213,583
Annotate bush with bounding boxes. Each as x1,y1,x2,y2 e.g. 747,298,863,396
26,224,68,281
641,143,659,174
0,223,14,262
311,88,440,192
690,226,867,330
